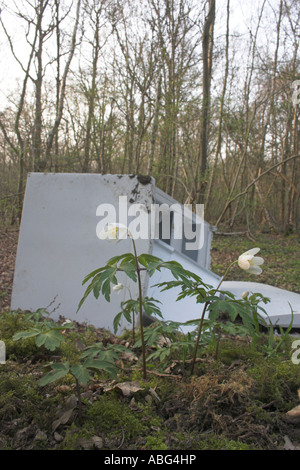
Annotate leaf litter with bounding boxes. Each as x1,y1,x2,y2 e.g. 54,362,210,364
1,229,300,449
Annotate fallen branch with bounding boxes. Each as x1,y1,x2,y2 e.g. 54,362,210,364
214,230,256,242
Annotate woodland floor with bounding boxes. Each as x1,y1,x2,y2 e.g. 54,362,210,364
0,227,300,451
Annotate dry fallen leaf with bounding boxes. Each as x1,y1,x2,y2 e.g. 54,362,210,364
283,435,300,451
52,408,75,432
286,404,300,424
56,385,72,394
114,381,144,397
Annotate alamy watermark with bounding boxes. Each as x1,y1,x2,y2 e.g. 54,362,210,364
292,80,300,106
96,196,205,251
291,340,300,365
0,341,5,364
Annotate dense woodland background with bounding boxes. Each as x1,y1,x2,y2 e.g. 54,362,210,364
0,0,299,233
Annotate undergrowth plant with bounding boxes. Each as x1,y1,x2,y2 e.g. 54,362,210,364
77,223,201,379
77,224,271,376
12,311,127,426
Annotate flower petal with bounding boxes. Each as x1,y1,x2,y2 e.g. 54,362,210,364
252,256,264,266
113,283,124,294
247,265,262,275
240,247,260,257
99,223,130,241
238,254,251,270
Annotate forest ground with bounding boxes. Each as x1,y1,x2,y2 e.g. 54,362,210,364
0,227,300,451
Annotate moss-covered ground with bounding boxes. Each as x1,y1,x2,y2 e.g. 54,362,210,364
0,308,300,451
0,230,299,450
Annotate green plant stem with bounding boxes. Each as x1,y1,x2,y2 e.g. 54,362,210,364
75,377,83,426
131,238,147,379
190,260,238,375
214,260,238,293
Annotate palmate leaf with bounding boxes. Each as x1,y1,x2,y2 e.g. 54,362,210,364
106,253,135,266
78,267,117,310
147,347,171,363
138,254,164,277
113,307,134,334
39,362,70,386
83,358,118,380
92,269,115,298
13,328,41,342
35,329,65,351
77,276,98,312
138,254,162,268
208,298,238,322
82,266,107,285
70,364,91,387
113,311,124,334
13,326,67,351
158,261,183,279
80,342,126,362
142,297,163,318
118,259,137,282
78,254,139,310
80,342,105,359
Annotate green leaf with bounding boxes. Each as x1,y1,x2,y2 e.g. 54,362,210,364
70,364,90,386
77,279,97,312
13,328,41,342
107,253,134,266
83,358,118,379
96,349,120,362
138,253,162,267
39,362,70,386
35,329,65,351
113,311,124,334
82,267,106,285
119,259,137,282
142,297,163,318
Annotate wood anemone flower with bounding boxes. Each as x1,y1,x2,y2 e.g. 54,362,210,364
98,223,131,241
238,247,264,275
112,283,124,294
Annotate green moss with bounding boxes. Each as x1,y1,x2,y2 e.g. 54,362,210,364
0,364,60,427
247,356,300,410
170,432,252,450
87,394,147,439
60,425,96,450
0,311,40,359
199,435,251,450
144,433,168,450
0,311,32,339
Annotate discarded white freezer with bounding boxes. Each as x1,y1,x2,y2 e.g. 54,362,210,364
11,172,300,333
11,173,219,333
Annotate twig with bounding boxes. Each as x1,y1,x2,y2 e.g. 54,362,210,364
117,428,125,449
214,230,256,242
232,400,277,423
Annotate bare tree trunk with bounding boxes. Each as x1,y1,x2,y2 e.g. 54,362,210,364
45,0,81,167
54,0,61,171
148,73,162,175
206,0,229,207
197,0,215,203
0,7,39,218
32,0,49,171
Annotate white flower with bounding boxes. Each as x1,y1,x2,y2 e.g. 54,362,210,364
238,248,264,275
241,291,249,299
113,283,124,294
98,223,130,241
